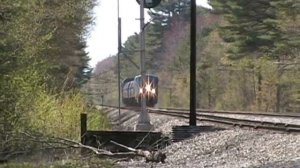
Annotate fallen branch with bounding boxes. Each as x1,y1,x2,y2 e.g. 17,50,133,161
2,131,166,163
1,132,137,160
110,140,166,163
57,137,136,157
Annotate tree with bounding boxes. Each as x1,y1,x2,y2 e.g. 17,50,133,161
209,0,300,112
210,0,280,59
42,0,96,88
148,0,190,29
0,0,98,157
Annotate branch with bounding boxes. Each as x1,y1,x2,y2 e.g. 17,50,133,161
110,140,166,163
2,132,166,163
56,137,136,157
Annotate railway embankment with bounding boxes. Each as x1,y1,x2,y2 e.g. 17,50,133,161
100,106,300,168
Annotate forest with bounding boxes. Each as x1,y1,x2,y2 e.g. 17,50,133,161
0,0,110,165
89,0,299,113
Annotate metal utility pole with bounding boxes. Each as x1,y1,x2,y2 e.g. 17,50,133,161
117,0,121,124
135,0,153,131
190,0,197,126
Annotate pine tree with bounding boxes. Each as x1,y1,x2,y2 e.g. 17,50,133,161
148,0,190,29
209,0,299,59
209,0,299,112
210,0,281,59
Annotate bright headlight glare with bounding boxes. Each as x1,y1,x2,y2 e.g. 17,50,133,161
145,84,151,92
151,89,156,94
139,88,143,94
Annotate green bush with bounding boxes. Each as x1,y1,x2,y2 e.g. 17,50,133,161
28,90,110,139
87,108,111,131
0,158,116,168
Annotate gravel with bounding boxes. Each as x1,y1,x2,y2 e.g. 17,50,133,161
105,108,300,168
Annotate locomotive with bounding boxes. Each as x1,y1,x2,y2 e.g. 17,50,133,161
121,74,158,107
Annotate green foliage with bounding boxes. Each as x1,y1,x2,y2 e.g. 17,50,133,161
197,30,226,109
208,0,299,112
209,0,299,60
0,0,97,118
0,0,111,160
0,158,115,168
215,58,256,110
118,34,140,77
29,90,86,139
145,24,164,71
40,0,95,88
87,109,111,131
148,0,191,29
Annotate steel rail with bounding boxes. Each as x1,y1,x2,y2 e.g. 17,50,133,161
161,107,300,118
99,105,300,133
148,109,300,128
147,109,300,133
100,104,300,120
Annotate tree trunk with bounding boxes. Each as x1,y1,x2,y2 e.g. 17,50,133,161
257,70,262,110
276,85,281,112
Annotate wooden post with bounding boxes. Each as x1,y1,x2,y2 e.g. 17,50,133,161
81,113,87,144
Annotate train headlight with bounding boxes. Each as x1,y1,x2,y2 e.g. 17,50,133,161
145,84,151,92
151,88,156,94
139,88,143,94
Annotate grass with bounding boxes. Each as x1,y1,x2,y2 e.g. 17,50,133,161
1,89,114,168
0,158,117,168
87,107,111,131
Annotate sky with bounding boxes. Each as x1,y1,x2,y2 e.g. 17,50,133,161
86,0,211,68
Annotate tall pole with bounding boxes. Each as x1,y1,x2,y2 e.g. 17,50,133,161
117,0,121,123
190,0,197,126
135,0,152,131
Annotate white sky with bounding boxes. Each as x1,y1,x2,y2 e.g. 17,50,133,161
86,0,211,68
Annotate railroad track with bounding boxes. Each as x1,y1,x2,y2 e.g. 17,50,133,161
153,107,300,118
99,105,300,133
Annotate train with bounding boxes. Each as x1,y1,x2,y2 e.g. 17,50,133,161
121,74,158,107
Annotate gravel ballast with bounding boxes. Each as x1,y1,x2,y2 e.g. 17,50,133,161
105,108,300,168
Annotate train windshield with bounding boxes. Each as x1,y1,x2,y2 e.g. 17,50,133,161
135,75,158,87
